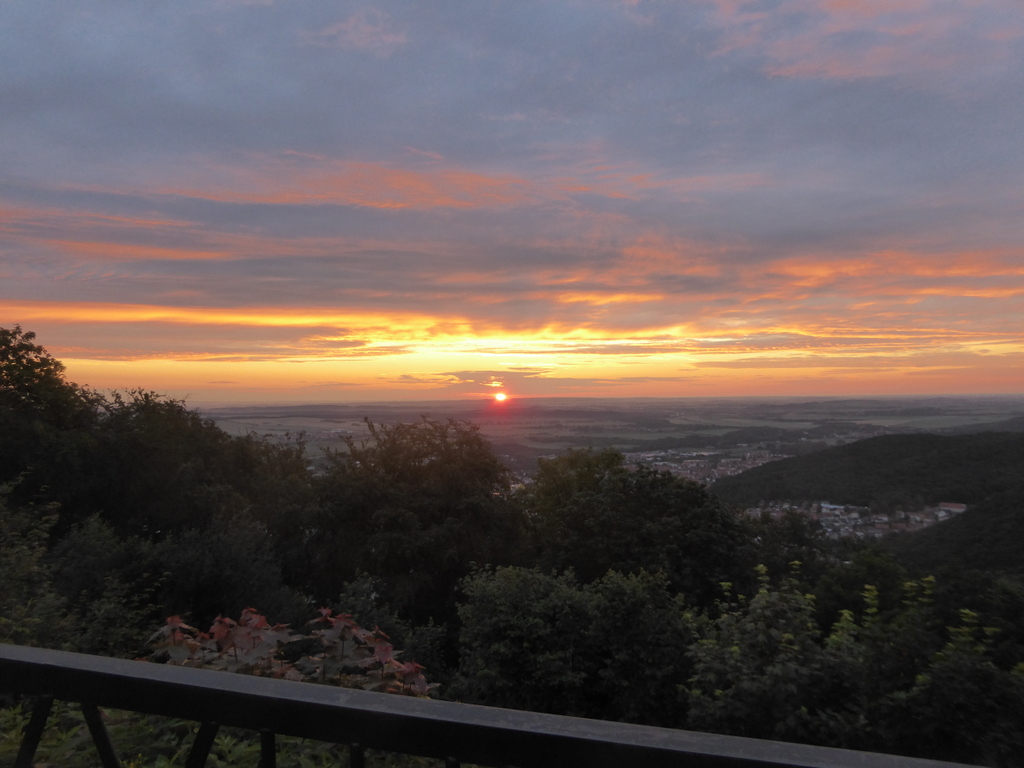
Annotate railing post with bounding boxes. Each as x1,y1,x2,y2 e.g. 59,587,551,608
349,742,365,768
14,695,53,768
185,721,220,768
259,729,277,768
81,703,122,768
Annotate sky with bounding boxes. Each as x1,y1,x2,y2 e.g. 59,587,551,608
2,0,1023,403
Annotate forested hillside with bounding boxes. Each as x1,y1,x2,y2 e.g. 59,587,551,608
711,430,1024,578
712,432,1024,510
3,326,1023,767
886,485,1024,577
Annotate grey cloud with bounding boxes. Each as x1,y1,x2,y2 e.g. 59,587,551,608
1,0,1022,370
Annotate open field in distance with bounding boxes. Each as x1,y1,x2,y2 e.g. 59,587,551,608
202,395,1024,478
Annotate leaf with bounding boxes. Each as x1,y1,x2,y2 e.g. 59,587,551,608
145,607,434,698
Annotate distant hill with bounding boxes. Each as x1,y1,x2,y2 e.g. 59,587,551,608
711,432,1024,509
885,483,1024,576
939,415,1024,434
712,431,1024,576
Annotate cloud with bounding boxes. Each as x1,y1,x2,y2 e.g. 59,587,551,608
706,0,1024,85
302,9,407,56
5,221,1023,353
378,373,468,387
39,152,774,213
369,367,699,397
1,1,1022,398
61,158,537,211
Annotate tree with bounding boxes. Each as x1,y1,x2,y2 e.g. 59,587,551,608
296,418,528,623
812,544,908,631
882,611,1024,766
86,390,310,538
0,486,70,647
0,326,101,509
453,566,698,724
46,515,163,656
454,567,597,715
749,509,832,588
151,513,307,628
584,569,699,726
687,567,865,747
0,325,97,429
526,448,753,605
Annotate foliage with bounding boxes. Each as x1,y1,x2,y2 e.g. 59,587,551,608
526,448,753,605
42,511,310,655
85,390,311,539
1,326,313,655
525,447,624,519
812,544,908,631
688,568,1024,765
583,570,701,726
748,510,833,588
927,569,1024,670
296,417,528,623
453,567,596,715
45,515,163,656
0,486,71,647
150,513,308,628
147,607,437,697
712,432,1024,511
0,325,98,429
688,566,865,747
0,326,101,516
454,567,698,725
881,612,1024,766
2,324,312,539
886,481,1024,577
332,575,453,684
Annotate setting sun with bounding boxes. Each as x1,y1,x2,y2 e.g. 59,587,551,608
494,392,507,402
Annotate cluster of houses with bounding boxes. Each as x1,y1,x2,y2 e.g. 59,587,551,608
742,500,968,539
624,450,788,483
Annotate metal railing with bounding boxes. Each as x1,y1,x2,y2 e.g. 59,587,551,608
1,643,976,768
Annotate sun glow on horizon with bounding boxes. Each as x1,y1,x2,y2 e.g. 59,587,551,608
6,296,1024,402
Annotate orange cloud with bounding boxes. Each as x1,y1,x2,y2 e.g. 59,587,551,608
49,153,777,213
0,205,194,237
763,249,1024,294
51,240,227,262
708,0,1024,82
1,202,464,263
9,295,1015,357
8,295,1020,400
147,159,537,210
551,158,769,202
554,291,666,306
0,299,473,337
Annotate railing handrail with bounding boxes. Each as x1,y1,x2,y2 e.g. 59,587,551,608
0,643,976,768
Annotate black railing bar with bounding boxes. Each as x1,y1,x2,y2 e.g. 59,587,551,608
350,743,366,768
0,644,976,768
185,721,220,768
81,702,122,768
260,729,276,768
13,695,52,768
